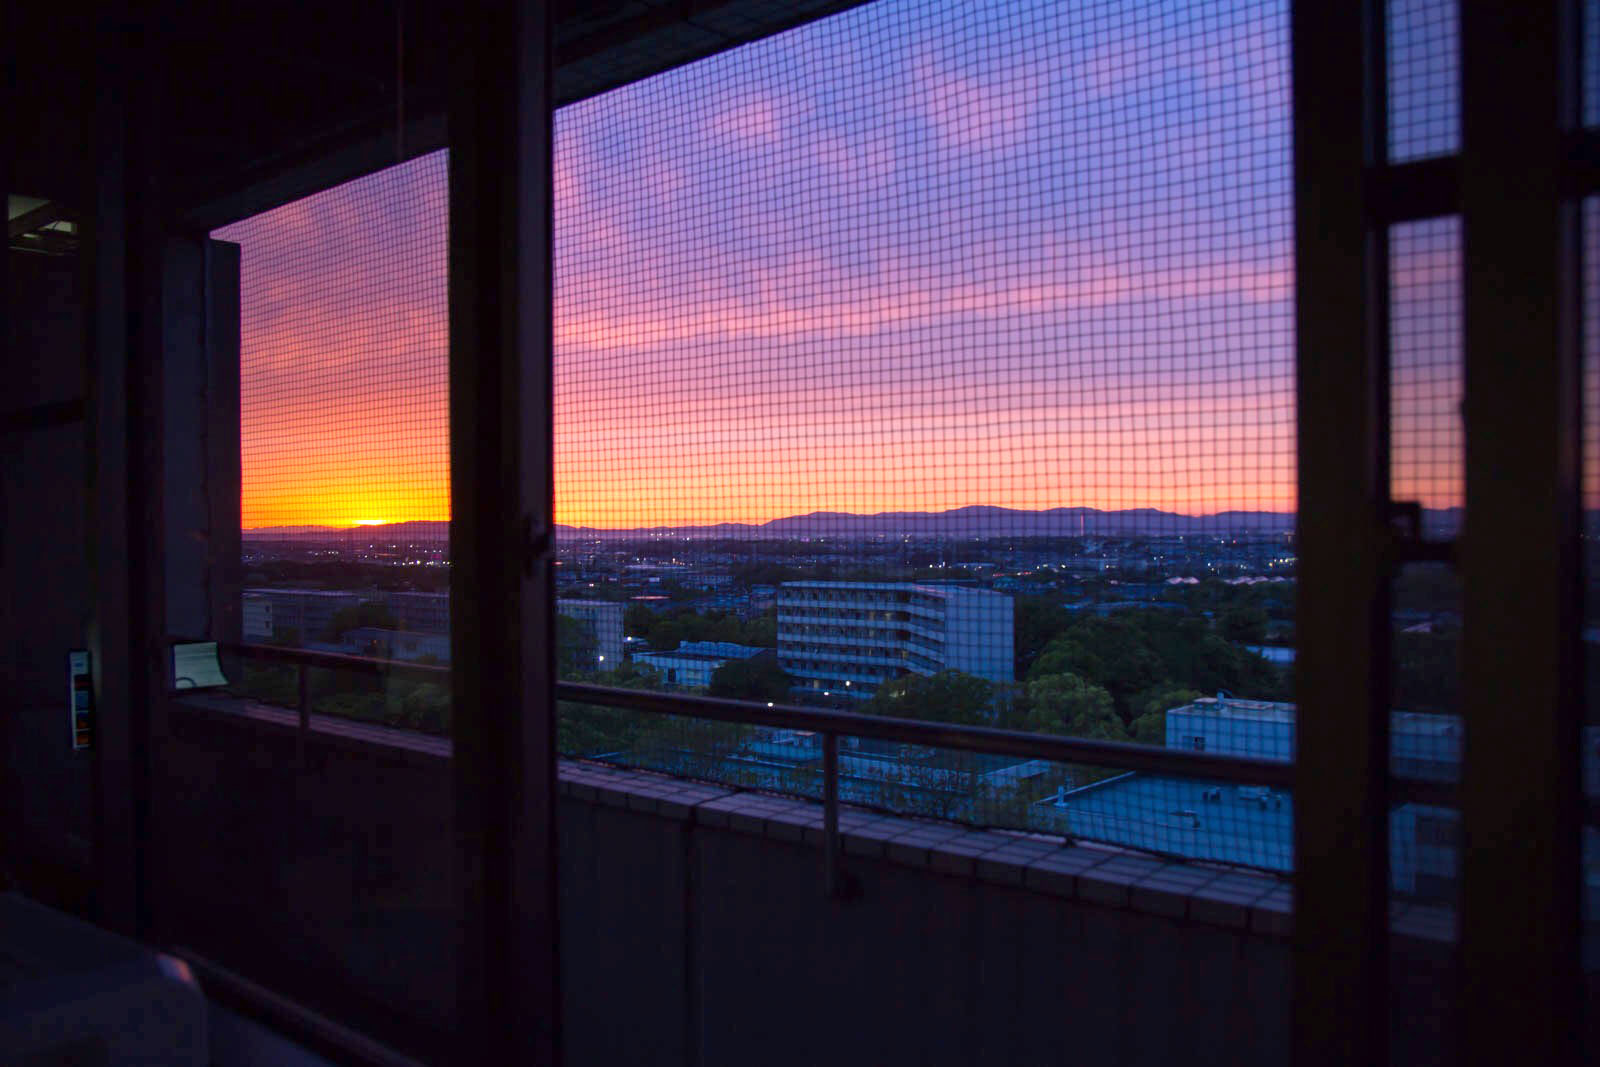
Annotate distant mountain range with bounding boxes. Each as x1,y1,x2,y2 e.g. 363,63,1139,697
242,504,1468,542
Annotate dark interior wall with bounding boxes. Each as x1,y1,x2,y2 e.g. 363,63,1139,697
560,800,1293,1067
150,707,459,1064
162,237,210,641
1,251,93,899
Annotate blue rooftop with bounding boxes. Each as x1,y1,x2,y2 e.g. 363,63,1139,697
1035,773,1294,872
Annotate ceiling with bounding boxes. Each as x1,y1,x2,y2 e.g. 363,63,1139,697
11,0,872,228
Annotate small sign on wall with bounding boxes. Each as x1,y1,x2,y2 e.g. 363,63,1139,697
67,649,93,750
171,642,228,690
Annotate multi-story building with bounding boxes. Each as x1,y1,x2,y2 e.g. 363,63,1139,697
556,599,626,671
378,590,450,634
776,581,1013,701
242,593,273,641
242,588,362,642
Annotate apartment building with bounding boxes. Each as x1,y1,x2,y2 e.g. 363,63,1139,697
776,581,1013,701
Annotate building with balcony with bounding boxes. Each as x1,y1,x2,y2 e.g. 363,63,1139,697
776,581,1013,701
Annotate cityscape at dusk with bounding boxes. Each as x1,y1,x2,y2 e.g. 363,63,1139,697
12,1,1600,1061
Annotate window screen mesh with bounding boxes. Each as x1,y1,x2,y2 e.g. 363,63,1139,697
1587,0,1600,128
214,0,1312,877
1583,197,1600,982
556,0,1297,870
1386,219,1463,925
1389,218,1463,527
1387,0,1461,162
215,152,452,736
205,154,456,1053
217,153,449,540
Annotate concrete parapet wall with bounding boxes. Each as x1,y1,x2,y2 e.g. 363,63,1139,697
153,699,1466,1066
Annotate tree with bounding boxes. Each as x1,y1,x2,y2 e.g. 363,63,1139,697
557,662,662,756
862,670,993,726
557,612,599,677
708,657,793,703
1127,684,1200,746
1218,601,1269,644
1013,595,1072,677
400,683,450,734
742,611,777,648
624,602,657,637
1021,673,1124,739
322,601,398,640
648,619,685,653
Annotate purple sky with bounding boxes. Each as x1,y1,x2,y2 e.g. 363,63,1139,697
218,0,1478,531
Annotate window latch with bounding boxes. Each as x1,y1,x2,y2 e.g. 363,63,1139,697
521,514,551,577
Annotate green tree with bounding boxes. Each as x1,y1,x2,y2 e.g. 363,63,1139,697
862,670,993,726
741,611,777,648
1127,684,1200,746
322,601,398,640
1022,673,1124,739
708,614,744,644
623,602,656,637
399,683,450,734
557,612,599,677
648,619,685,652
1013,595,1072,677
708,657,793,703
557,662,662,756
1218,600,1269,644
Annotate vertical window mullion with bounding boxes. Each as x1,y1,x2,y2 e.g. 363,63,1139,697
1458,3,1583,1063
1291,2,1393,1064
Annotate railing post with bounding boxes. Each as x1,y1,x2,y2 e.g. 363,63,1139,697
296,663,309,766
822,730,840,897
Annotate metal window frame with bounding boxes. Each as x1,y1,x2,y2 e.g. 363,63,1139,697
0,0,11,891
1459,3,1584,1063
87,22,165,941
1291,3,1394,1063
447,1,561,1062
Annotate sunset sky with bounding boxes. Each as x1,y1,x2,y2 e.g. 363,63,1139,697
218,0,1472,533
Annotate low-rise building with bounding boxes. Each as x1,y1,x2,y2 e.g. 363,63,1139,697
633,641,770,690
1034,695,1594,902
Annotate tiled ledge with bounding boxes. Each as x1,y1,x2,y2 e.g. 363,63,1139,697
559,758,1459,950
557,759,1470,947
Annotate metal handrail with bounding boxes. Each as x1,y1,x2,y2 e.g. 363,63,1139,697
208,639,1294,786
554,681,1298,788
193,639,1467,895
219,640,449,682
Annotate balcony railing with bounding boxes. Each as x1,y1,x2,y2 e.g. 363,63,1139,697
188,640,1469,898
